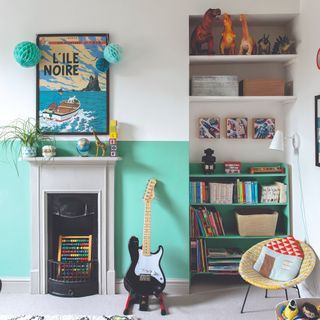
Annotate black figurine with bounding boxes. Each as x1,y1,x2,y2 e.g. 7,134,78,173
301,302,320,320
257,34,271,55
201,148,216,174
272,35,296,54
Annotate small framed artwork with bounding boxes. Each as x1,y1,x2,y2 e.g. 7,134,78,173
315,95,320,166
226,117,248,139
36,34,109,135
253,118,275,139
199,117,220,139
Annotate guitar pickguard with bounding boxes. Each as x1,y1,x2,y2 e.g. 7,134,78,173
134,248,165,284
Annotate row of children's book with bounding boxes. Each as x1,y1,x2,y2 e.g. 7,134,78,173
189,181,287,204
190,206,225,238
190,240,243,275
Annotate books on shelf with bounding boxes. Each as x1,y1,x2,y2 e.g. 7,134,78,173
236,179,258,204
207,247,243,275
209,182,234,204
190,238,207,272
189,181,208,203
190,206,225,237
261,181,287,203
190,179,287,205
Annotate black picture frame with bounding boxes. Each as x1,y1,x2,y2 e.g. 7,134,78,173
315,95,320,166
36,33,109,135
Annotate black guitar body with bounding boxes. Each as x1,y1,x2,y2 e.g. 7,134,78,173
124,236,166,296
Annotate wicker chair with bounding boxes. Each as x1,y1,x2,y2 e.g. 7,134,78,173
239,238,316,313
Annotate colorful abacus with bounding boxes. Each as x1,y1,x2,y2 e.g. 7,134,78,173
109,119,118,157
57,235,92,282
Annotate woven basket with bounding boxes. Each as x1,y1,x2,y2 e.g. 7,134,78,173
235,210,278,236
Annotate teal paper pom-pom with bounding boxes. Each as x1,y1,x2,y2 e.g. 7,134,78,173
104,43,123,64
96,58,110,72
14,41,41,67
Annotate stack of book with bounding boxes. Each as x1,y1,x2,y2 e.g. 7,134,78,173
190,207,225,237
236,180,259,204
189,181,208,203
190,238,207,273
261,182,287,203
206,248,243,275
209,182,234,204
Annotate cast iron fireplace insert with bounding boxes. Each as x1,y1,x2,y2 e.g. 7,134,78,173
47,193,98,297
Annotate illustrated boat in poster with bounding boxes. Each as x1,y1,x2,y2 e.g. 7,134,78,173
42,96,80,122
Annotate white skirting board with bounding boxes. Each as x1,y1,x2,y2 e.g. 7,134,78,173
0,278,189,295
1,278,31,294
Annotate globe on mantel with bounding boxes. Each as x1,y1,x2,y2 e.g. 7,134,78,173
76,138,90,157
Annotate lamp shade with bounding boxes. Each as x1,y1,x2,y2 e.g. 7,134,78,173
269,130,284,151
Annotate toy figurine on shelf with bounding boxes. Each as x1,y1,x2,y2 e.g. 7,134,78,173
109,119,118,157
220,13,236,55
272,35,296,54
257,34,271,55
92,130,107,157
300,302,320,320
190,8,221,55
282,300,299,320
239,14,256,55
201,148,216,174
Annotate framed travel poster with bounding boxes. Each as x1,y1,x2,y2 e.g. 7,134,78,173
36,34,109,135
315,95,320,166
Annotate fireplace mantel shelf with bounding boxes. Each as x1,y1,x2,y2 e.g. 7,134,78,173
24,156,121,165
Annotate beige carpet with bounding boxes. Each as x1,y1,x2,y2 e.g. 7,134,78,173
0,278,311,320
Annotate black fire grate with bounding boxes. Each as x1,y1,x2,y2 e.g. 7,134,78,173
48,259,98,283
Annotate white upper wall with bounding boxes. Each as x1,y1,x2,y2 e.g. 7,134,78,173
0,0,299,141
285,0,320,295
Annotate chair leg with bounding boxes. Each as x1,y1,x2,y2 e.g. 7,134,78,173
241,284,251,314
265,289,268,298
295,285,301,298
285,289,288,300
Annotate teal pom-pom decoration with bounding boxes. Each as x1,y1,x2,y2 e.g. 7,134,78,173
96,58,110,72
14,41,41,67
104,43,123,64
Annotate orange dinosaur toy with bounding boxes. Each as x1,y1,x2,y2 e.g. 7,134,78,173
220,14,236,55
190,8,221,55
239,14,256,55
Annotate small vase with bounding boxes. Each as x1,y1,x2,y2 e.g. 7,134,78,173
21,146,37,158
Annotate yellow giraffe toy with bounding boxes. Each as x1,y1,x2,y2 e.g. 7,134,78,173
92,130,107,157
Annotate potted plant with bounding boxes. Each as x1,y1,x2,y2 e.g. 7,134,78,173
0,118,50,159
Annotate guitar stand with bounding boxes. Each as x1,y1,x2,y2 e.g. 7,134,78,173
123,292,167,316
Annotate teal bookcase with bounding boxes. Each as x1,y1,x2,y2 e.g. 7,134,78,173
189,162,290,278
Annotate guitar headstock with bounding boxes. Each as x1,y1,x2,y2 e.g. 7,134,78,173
143,178,157,202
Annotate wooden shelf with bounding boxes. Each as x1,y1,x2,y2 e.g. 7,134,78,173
189,96,297,104
190,54,297,65
190,202,287,207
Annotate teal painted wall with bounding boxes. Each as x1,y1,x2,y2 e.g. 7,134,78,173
0,141,189,279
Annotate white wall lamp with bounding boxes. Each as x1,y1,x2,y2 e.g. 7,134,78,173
269,130,300,152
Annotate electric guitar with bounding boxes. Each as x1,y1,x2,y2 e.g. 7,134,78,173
124,179,166,296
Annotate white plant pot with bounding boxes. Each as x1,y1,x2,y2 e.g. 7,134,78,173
21,146,37,158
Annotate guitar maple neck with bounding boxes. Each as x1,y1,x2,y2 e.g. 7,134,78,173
142,201,152,256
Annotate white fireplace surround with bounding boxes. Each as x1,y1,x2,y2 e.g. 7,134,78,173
26,157,121,295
